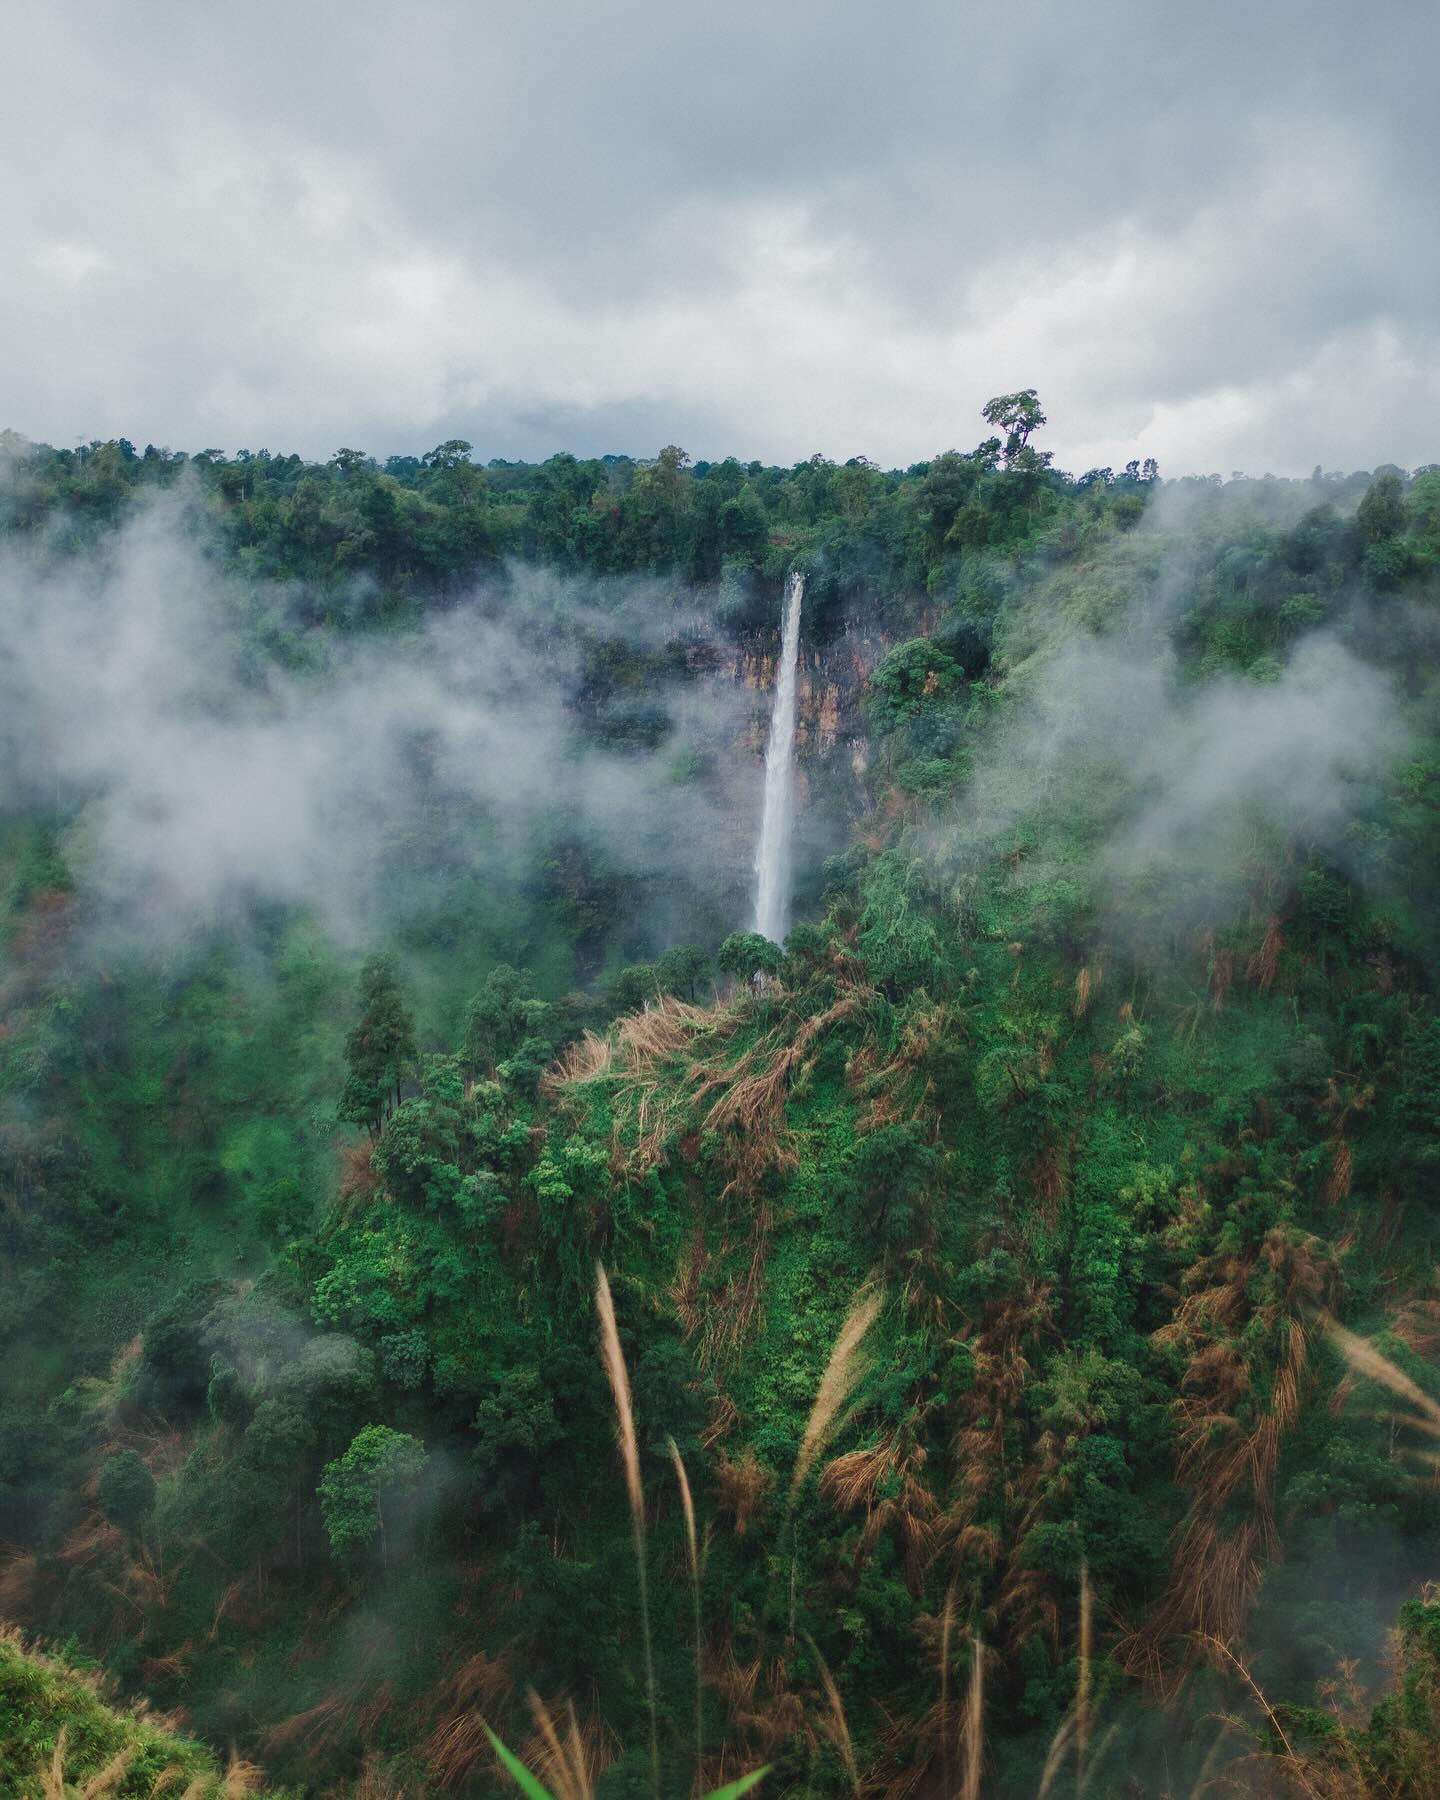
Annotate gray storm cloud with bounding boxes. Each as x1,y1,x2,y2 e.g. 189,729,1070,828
0,497,756,943
4,2,1439,473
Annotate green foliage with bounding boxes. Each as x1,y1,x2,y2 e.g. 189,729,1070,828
0,1631,275,1797
96,1451,155,1536
2,405,1439,1797
338,952,417,1136
317,1423,429,1564
716,931,782,982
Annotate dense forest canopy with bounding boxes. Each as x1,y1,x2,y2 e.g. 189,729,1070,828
1,403,1439,1798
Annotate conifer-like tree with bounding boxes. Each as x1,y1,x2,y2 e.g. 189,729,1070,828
339,951,417,1137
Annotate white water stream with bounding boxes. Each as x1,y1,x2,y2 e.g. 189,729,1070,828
752,569,804,942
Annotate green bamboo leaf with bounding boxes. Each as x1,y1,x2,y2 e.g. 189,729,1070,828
700,1767,769,1800
485,1726,556,1800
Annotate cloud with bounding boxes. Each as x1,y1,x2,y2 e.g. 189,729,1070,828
930,550,1409,940
2,3,1437,471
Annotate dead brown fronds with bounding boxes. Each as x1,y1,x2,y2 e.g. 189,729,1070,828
709,1646,817,1762
1247,914,1284,993
789,1285,883,1508
712,1448,774,1536
1322,1138,1354,1208
1129,1231,1342,1681
698,1204,774,1369
701,1390,740,1450
670,1228,708,1342
550,1031,615,1085
1199,1634,1325,1800
821,1429,939,1596
417,1644,516,1784
337,1140,380,1205
516,1692,617,1800
848,999,953,1133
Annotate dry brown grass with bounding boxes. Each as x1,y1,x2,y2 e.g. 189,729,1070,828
1247,914,1284,993
848,999,953,1133
711,1448,774,1536
1129,1230,1341,1682
516,1692,618,1800
821,1428,938,1596
418,1650,513,1789
708,1645,816,1764
698,1204,775,1371
550,986,877,1205
337,1140,380,1206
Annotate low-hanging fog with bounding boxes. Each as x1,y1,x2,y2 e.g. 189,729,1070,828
0,492,761,954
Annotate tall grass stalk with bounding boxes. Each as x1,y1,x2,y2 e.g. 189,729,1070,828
939,1582,956,1800
1076,1561,1092,1800
961,1628,984,1800
668,1434,705,1794
1200,1634,1324,1800
778,1283,882,1643
596,1263,659,1800
1325,1317,1440,1430
802,1631,859,1798
787,1285,882,1509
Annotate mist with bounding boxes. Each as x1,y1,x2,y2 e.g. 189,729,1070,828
0,492,761,957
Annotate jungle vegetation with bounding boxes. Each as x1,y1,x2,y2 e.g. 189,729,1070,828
1,403,1439,1796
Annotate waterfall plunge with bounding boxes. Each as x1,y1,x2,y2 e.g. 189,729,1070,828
752,570,804,943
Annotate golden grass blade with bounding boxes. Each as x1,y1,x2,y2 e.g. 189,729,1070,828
1076,1561,1092,1799
802,1632,859,1798
565,1702,593,1800
596,1263,659,1800
1324,1319,1440,1427
1186,1724,1236,1799
43,1726,67,1800
80,1747,135,1796
1036,1710,1076,1800
1199,1635,1323,1800
961,1629,984,1800
939,1582,956,1800
788,1286,883,1508
669,1435,706,1793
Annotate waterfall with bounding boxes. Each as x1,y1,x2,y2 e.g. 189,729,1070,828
752,569,804,943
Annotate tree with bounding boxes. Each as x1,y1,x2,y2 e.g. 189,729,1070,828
465,965,554,1074
421,439,473,472
981,389,1047,465
339,952,417,1137
318,1424,429,1566
717,932,783,984
98,1450,156,1537
1356,470,1407,544
655,943,711,1001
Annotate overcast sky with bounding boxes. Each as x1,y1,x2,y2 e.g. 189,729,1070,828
4,1,1436,475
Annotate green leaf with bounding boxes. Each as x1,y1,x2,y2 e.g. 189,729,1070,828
701,1768,769,1800
485,1726,555,1800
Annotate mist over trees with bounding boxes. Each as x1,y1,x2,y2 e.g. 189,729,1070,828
1,403,1439,1796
